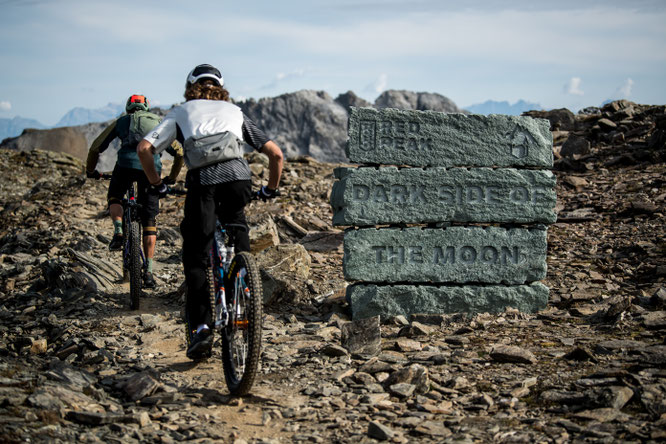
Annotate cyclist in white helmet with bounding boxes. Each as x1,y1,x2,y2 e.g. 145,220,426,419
137,64,283,360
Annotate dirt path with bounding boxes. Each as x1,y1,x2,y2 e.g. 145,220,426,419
74,202,303,442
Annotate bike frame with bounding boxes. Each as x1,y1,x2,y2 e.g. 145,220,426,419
210,222,248,332
122,183,145,272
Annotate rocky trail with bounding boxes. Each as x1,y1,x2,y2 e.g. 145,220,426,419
0,100,665,443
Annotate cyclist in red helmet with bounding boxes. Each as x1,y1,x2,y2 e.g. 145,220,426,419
137,64,283,360
86,94,184,289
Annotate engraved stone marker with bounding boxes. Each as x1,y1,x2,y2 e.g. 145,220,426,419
333,107,555,319
347,107,553,168
347,283,549,319
331,166,557,226
344,226,547,284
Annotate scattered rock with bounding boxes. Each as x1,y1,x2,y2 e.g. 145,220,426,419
367,421,394,440
489,344,537,364
319,344,348,357
643,311,666,329
256,244,311,304
389,383,416,398
123,372,161,401
563,347,596,361
249,214,280,253
609,386,634,410
560,135,591,158
341,315,381,357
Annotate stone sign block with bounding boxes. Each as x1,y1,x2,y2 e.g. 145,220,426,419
347,107,553,168
331,167,556,226
347,282,549,319
344,226,547,284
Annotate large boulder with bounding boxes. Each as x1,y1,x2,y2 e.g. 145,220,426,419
254,244,312,304
374,90,464,113
560,134,591,158
1,127,89,160
238,90,349,163
334,91,372,112
523,108,577,131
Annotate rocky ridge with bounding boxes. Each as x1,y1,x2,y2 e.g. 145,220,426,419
0,99,664,442
1,89,465,165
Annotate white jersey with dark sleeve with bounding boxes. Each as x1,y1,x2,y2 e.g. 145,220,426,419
143,99,269,153
143,99,271,186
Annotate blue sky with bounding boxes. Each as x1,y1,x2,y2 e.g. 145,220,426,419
1,0,665,125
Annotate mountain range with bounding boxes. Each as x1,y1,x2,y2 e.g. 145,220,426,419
464,99,542,115
0,89,465,166
0,116,48,141
0,94,544,142
0,103,124,142
55,102,125,128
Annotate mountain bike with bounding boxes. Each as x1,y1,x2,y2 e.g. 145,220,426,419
170,187,264,395
101,174,144,310
208,220,263,396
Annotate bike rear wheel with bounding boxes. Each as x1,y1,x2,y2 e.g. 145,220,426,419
127,219,142,310
221,251,263,396
208,241,223,336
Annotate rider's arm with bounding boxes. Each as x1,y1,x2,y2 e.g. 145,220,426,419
137,140,161,185
260,140,283,191
138,113,178,185
166,141,184,183
242,114,283,191
86,121,117,173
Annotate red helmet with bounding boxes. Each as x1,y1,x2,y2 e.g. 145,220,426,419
126,94,149,113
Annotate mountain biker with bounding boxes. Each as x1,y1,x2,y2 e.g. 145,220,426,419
137,64,284,360
86,94,184,289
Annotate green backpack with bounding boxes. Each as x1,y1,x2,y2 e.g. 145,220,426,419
126,110,162,146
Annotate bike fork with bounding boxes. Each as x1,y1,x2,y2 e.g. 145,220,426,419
214,266,229,330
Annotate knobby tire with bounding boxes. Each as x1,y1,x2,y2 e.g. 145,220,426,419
209,243,221,329
221,251,262,396
128,219,142,310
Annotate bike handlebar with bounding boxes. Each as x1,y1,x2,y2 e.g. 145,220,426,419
251,188,282,201
166,186,187,196
93,173,276,201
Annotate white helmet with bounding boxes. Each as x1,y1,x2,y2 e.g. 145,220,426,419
186,64,224,88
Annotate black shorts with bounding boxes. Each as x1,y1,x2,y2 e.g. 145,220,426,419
107,166,159,226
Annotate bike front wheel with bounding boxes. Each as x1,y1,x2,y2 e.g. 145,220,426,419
127,219,142,310
221,251,263,396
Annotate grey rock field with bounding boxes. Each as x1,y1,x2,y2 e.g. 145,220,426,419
0,98,664,442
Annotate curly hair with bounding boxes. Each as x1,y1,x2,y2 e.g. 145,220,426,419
184,80,230,102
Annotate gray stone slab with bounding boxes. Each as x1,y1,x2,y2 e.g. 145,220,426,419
348,283,549,319
331,166,556,226
344,226,547,284
347,107,553,167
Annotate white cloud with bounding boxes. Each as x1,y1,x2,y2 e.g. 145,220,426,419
237,7,666,68
565,77,584,96
363,73,388,96
615,78,634,98
373,73,388,94
0,101,11,111
260,69,307,90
